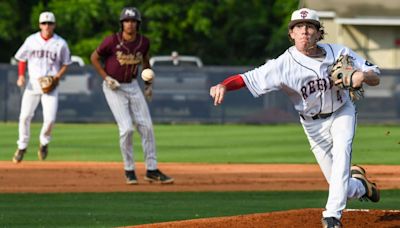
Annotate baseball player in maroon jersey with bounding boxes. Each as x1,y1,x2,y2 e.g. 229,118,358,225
210,8,380,228
13,11,71,163
90,7,173,185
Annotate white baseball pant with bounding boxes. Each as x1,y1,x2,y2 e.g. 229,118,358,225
103,80,158,171
17,89,58,149
301,100,366,219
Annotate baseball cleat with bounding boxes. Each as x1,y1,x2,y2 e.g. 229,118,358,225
125,170,138,185
38,144,48,161
351,165,380,202
351,164,366,177
13,148,27,163
321,217,342,228
353,173,380,202
145,169,174,184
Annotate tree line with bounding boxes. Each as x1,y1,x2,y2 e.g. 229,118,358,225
0,0,298,65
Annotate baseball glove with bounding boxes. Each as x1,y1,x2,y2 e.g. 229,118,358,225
38,76,59,93
330,55,364,101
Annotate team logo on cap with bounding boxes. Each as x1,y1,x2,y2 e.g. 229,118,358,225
300,10,309,19
125,9,136,16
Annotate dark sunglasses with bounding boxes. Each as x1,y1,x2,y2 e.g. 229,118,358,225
40,22,55,25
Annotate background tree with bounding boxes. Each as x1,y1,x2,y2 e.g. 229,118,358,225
1,0,298,65
0,0,41,62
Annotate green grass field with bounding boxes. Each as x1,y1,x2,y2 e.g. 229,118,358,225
1,191,399,227
0,123,399,227
1,123,399,164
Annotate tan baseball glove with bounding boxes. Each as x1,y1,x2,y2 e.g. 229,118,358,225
330,55,364,101
38,76,59,94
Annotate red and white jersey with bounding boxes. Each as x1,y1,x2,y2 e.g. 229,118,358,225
14,32,72,91
241,43,380,117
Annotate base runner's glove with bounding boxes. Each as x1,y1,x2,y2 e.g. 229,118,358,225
144,81,153,102
330,55,364,101
105,76,120,90
38,76,59,93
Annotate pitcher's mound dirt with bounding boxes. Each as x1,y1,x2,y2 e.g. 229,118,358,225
128,208,400,228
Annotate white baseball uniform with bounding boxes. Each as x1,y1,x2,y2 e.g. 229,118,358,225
14,32,71,149
241,43,380,219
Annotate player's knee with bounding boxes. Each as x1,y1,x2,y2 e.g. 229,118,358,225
138,120,153,130
43,119,56,127
120,127,134,137
138,123,153,132
19,114,34,124
42,120,55,135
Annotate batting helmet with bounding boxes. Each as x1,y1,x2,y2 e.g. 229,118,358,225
120,7,141,22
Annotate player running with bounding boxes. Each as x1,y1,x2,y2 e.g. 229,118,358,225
90,7,173,185
13,11,72,163
210,8,380,228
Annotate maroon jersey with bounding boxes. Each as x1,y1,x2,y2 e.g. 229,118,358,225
96,32,150,83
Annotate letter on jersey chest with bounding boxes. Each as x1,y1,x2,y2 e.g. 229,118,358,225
29,49,57,62
300,78,333,99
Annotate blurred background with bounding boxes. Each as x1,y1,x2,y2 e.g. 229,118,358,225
1,0,400,124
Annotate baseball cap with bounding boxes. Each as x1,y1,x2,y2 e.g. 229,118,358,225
288,8,320,29
39,12,56,23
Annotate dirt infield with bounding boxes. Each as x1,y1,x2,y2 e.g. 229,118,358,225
1,162,399,193
1,161,399,227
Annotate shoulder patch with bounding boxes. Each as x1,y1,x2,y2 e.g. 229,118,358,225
365,60,374,66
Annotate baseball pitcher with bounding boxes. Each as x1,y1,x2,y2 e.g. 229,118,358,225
210,8,380,228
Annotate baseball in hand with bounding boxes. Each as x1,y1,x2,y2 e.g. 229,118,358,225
141,68,155,81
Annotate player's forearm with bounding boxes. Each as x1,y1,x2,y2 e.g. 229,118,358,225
142,53,151,69
351,70,380,88
18,61,26,78
361,71,380,86
221,74,246,91
55,65,68,79
210,74,246,106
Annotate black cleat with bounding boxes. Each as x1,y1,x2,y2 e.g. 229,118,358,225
13,148,27,163
351,165,380,202
125,170,138,185
321,217,342,228
351,164,366,176
353,173,380,202
145,169,174,184
38,144,48,161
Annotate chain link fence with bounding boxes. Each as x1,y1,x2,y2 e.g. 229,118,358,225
1,64,399,124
